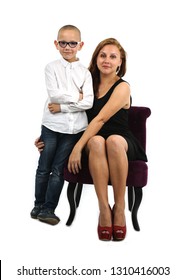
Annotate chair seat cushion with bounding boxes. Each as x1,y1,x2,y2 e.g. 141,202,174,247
64,160,148,187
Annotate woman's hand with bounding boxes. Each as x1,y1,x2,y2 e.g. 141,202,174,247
34,137,44,152
68,145,82,174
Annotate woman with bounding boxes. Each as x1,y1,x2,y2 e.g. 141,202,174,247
67,38,147,241
35,38,147,241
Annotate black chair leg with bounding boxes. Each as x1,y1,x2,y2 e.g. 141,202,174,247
131,187,143,231
66,182,78,226
128,187,134,211
75,183,83,208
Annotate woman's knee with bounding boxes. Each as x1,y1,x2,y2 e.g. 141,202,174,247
106,135,128,155
87,136,106,155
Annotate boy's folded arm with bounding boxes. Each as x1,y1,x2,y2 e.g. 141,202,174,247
61,72,94,112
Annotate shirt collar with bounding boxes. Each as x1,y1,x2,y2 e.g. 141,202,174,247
60,56,80,69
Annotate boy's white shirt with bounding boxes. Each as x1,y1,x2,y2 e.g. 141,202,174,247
42,56,94,134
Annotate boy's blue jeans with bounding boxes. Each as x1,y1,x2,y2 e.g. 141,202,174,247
35,125,82,210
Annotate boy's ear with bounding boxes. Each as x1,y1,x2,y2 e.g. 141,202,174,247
54,40,59,49
78,41,84,50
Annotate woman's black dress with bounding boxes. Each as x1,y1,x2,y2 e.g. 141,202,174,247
86,79,147,162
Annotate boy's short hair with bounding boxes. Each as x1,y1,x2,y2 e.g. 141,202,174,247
57,25,81,40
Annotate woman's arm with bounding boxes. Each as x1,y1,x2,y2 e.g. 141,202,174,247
68,82,130,173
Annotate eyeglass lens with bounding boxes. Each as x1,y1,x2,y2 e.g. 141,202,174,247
58,41,79,48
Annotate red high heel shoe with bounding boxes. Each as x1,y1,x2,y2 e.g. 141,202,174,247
97,206,112,241
97,224,112,241
113,225,126,241
112,205,127,241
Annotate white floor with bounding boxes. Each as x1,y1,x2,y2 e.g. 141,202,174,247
1,168,185,279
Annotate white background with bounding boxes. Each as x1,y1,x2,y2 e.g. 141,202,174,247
0,0,186,279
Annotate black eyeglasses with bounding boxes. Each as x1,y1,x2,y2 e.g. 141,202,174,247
58,41,80,48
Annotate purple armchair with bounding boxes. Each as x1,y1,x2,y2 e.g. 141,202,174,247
64,106,151,231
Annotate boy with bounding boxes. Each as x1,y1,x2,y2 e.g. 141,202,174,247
31,25,93,225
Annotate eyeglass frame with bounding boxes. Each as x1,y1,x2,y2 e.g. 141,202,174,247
57,41,81,48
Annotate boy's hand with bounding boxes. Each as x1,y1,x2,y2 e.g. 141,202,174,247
48,103,61,113
79,91,83,101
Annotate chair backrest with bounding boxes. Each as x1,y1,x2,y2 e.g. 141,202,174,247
128,106,151,151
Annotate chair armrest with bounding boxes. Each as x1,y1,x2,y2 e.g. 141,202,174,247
129,106,151,121
129,106,151,151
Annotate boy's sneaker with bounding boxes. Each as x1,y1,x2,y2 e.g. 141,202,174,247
37,208,60,225
30,205,42,219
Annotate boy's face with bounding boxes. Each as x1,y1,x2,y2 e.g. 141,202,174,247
54,30,84,62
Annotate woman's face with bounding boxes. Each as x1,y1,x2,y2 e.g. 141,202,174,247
96,44,122,75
